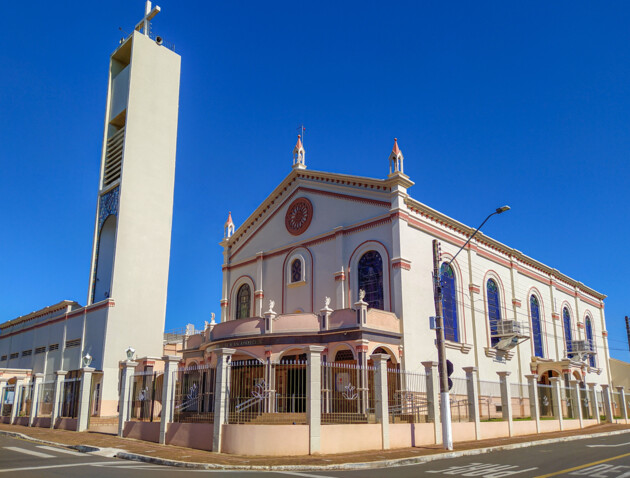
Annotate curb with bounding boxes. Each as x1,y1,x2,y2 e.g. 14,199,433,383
109,428,630,471
2,427,630,471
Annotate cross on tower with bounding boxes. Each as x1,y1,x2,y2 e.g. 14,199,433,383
135,1,161,36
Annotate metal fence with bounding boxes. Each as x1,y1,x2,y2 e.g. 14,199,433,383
37,381,55,417
537,383,554,417
173,364,216,423
129,371,164,422
597,390,604,419
611,391,623,419
16,384,33,418
510,383,530,419
449,376,470,423
579,386,592,419
322,362,375,424
387,368,427,424
478,380,503,420
60,378,80,419
1,386,14,417
227,360,268,424
561,386,577,419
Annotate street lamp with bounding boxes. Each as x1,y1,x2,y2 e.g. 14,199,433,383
432,205,510,451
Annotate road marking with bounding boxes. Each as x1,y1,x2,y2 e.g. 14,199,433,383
534,452,630,478
426,462,538,476
587,441,630,448
4,446,55,458
36,445,85,456
0,461,118,473
280,473,340,478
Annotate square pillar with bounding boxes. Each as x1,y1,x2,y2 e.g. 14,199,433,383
307,346,325,454
616,387,628,424
50,371,67,429
118,360,138,437
10,379,25,424
497,371,513,437
463,367,480,440
29,374,44,427
0,379,7,418
422,361,441,444
588,383,600,424
525,374,540,433
371,353,390,450
77,367,95,432
601,384,614,423
159,355,181,444
550,377,564,431
569,379,583,428
212,348,235,453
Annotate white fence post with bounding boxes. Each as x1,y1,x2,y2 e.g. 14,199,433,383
307,345,325,454
10,379,25,424
497,371,513,437
422,361,441,444
77,367,94,432
0,379,7,419
159,355,181,444
50,371,67,429
371,353,390,450
212,348,236,453
525,374,540,433
463,367,480,440
569,379,583,429
616,386,628,424
601,384,614,423
29,374,44,427
549,377,563,431
587,382,600,424
118,360,138,437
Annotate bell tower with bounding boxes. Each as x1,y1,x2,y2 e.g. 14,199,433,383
87,1,180,375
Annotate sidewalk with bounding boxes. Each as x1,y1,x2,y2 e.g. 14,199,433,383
1,423,629,470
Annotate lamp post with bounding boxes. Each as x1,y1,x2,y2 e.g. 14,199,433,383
432,205,510,450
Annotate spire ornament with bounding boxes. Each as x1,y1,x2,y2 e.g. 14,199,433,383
224,211,235,239
388,138,404,176
292,134,306,170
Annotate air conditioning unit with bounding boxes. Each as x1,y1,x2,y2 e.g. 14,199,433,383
496,320,521,336
571,340,592,354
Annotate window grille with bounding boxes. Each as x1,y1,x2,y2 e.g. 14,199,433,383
22,350,32,357
103,127,125,187
35,346,46,354
291,259,302,283
49,344,59,351
10,353,18,359
65,338,81,349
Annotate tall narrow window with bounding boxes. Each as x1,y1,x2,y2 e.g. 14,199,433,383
440,263,459,342
236,284,251,319
487,279,501,346
530,295,544,358
585,316,595,367
291,259,302,283
563,307,573,358
358,251,384,310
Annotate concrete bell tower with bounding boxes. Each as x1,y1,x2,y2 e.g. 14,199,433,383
86,2,180,407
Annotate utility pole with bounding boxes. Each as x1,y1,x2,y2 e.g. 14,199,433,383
626,316,630,353
432,239,453,450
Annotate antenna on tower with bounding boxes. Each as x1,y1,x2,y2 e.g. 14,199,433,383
297,124,306,146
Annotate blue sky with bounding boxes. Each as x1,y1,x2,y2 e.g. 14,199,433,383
1,1,629,362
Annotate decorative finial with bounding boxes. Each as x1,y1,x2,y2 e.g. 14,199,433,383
268,299,275,313
293,133,306,170
325,296,331,308
224,211,235,239
359,289,366,301
389,138,404,176
210,312,216,325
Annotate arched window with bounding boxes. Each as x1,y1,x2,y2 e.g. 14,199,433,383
530,295,544,358
236,284,251,319
358,251,384,310
291,259,302,283
440,263,459,342
563,307,573,358
585,316,595,367
487,279,501,346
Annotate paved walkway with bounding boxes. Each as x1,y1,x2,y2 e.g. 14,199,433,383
1,422,629,468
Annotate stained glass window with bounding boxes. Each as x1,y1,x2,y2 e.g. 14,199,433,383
291,259,302,283
440,263,459,342
563,307,573,358
487,279,501,346
530,295,544,358
358,251,384,310
236,284,251,319
585,316,595,367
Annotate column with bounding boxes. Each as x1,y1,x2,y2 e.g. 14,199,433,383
463,367,480,440
159,355,181,444
118,360,138,437
372,353,390,450
0,379,7,419
616,386,628,424
212,348,235,453
601,384,614,423
569,379,583,429
76,367,95,432
29,374,44,427
497,371,513,437
10,379,25,425
50,371,67,429
356,342,369,415
333,226,346,310
422,361,441,444
307,346,325,454
550,377,563,431
588,383,600,424
525,374,540,433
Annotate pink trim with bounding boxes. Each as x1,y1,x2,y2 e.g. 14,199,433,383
347,240,393,313
228,275,255,320
281,247,314,314
512,298,522,308
551,312,560,320
469,284,480,294
392,259,411,271
334,271,346,281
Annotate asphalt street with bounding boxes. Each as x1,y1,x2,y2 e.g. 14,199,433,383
1,433,630,477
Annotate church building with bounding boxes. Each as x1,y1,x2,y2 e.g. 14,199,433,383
185,136,610,391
